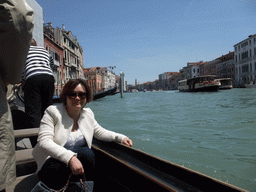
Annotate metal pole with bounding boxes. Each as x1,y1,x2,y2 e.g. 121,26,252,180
120,71,123,98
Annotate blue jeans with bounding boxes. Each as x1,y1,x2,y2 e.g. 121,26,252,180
37,147,95,190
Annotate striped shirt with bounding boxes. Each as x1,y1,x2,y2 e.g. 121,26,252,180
23,46,54,81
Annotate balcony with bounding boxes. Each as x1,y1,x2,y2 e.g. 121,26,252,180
239,57,252,64
53,60,60,67
70,62,77,68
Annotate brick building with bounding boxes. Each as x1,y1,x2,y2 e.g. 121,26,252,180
83,68,104,93
44,23,64,96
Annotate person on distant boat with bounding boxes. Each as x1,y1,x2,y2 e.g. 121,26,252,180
0,1,34,191
32,79,132,190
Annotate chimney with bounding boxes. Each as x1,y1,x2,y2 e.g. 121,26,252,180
62,24,65,30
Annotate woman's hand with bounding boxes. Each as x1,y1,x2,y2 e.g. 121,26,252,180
68,156,84,175
123,137,133,147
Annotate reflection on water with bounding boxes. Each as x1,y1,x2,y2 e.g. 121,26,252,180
87,88,256,191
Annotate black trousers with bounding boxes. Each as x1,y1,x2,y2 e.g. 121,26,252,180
24,74,54,128
37,147,95,190
24,74,54,146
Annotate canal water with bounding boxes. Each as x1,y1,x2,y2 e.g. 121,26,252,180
86,88,256,191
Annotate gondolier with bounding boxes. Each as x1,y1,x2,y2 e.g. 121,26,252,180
23,39,55,146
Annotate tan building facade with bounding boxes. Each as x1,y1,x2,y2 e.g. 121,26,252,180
43,23,85,96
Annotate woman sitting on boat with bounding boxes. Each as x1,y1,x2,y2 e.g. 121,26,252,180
32,78,132,190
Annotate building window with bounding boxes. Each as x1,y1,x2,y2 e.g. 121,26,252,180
242,64,249,73
70,55,76,64
55,52,59,61
241,51,248,59
241,41,248,48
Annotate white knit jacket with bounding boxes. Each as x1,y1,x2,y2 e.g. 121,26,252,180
32,104,127,172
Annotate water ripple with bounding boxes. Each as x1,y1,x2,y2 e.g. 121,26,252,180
87,89,256,191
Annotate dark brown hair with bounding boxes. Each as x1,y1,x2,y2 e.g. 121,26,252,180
31,39,37,46
60,79,93,105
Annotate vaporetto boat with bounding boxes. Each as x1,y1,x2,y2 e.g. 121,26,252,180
217,78,233,90
178,75,221,92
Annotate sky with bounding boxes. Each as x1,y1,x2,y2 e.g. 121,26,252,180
36,0,256,85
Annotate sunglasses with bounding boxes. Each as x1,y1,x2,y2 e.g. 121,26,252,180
67,91,87,99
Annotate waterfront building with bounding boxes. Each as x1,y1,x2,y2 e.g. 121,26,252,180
159,72,171,90
137,83,144,92
143,82,153,91
179,67,187,81
216,52,235,82
83,68,104,93
76,45,85,80
158,72,179,90
179,61,206,80
62,26,83,81
43,23,64,96
234,34,256,87
152,80,159,90
169,72,180,90
97,67,116,91
186,62,201,79
199,61,218,76
43,23,84,95
84,67,117,93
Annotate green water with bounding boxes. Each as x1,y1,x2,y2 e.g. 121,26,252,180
87,88,256,191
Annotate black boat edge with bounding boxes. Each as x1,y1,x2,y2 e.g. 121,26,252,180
92,139,248,192
93,87,117,100
52,87,118,103
10,130,248,192
8,107,249,192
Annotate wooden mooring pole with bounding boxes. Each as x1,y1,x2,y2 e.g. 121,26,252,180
120,71,123,98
